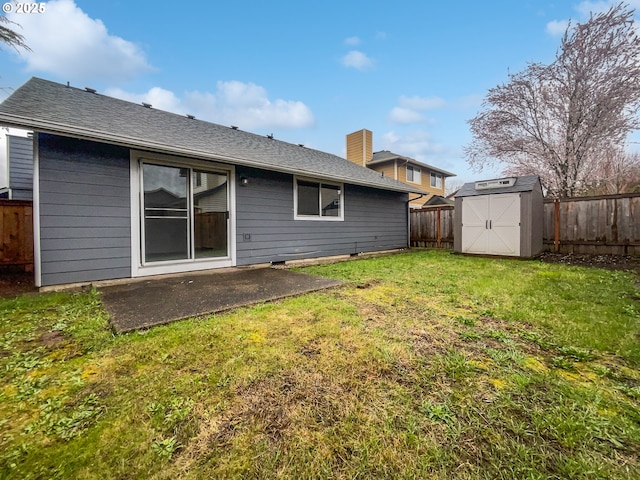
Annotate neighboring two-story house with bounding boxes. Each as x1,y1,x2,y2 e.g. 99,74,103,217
346,129,455,208
0,127,33,200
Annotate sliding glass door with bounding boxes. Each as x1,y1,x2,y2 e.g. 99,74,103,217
193,170,228,259
141,163,228,264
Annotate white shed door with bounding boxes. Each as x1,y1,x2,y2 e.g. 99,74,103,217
461,195,490,254
488,193,520,256
461,193,520,256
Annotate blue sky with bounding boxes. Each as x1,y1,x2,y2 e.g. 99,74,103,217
1,0,638,187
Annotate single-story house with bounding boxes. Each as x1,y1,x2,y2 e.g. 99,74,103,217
0,77,424,288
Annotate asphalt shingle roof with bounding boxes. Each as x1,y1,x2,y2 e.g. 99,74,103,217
369,150,456,177
0,77,424,194
455,175,541,197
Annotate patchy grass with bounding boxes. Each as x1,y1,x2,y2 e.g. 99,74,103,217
1,249,639,479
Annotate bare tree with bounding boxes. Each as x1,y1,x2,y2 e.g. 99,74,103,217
0,14,30,52
444,179,465,197
586,148,640,194
465,3,640,197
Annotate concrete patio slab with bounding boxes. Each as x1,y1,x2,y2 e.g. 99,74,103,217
99,267,345,333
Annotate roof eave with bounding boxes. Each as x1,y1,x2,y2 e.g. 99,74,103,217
368,156,456,177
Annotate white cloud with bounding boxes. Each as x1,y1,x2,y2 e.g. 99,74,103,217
547,1,640,37
344,36,360,46
399,95,446,110
546,19,569,36
7,0,152,83
185,81,315,129
106,80,315,130
104,87,182,113
575,1,614,16
388,95,446,125
388,107,424,124
381,131,400,145
454,94,484,110
341,50,374,70
576,0,640,16
380,130,444,162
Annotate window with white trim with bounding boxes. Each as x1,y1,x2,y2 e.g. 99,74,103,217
430,172,443,188
295,178,343,220
406,165,421,184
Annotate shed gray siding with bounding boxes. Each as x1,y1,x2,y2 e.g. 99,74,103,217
235,166,408,264
518,186,544,257
8,134,33,200
530,185,544,256
453,198,462,253
519,191,534,257
38,135,131,286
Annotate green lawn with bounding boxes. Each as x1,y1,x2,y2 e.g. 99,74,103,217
1,250,639,479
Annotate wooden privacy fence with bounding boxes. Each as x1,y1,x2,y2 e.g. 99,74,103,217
194,212,227,250
410,206,454,249
0,200,34,271
544,193,640,255
410,193,640,256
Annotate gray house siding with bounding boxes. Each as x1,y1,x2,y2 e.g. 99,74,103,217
235,166,408,265
8,134,33,200
38,135,131,286
34,135,409,286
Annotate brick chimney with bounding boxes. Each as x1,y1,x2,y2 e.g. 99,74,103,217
346,129,372,167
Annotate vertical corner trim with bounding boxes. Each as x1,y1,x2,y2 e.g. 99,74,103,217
32,133,42,287
362,130,367,167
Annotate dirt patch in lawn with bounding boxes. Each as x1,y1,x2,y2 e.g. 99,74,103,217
40,330,66,347
539,252,640,276
0,271,36,298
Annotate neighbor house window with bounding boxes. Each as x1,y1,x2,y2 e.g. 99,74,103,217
295,178,343,220
406,165,421,184
430,172,443,188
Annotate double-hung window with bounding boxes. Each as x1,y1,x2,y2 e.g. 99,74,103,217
406,165,421,184
430,172,443,188
295,178,343,220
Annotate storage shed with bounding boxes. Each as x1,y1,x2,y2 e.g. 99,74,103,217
454,175,543,258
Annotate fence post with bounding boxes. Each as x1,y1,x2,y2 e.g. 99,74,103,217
554,199,560,253
436,208,441,248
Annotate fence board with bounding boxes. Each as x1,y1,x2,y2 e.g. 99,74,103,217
543,194,640,255
410,206,454,248
0,200,34,271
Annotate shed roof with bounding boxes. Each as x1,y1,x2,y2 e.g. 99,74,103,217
369,150,456,177
455,175,541,197
423,195,455,206
0,77,424,194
